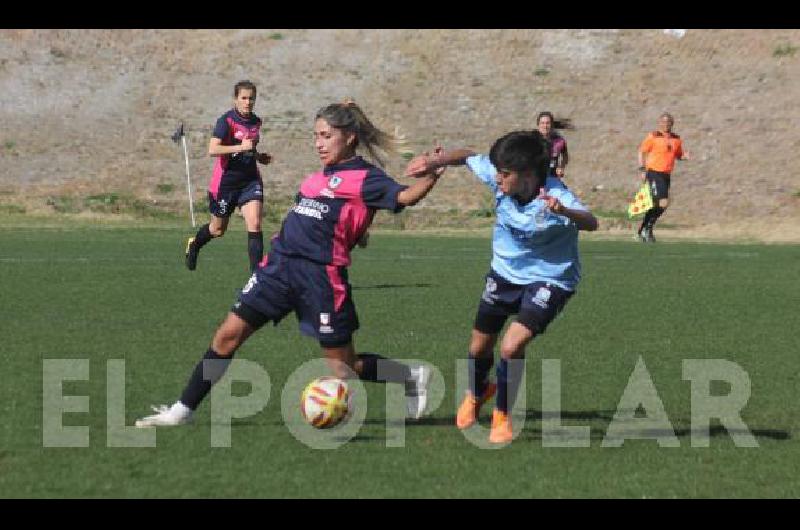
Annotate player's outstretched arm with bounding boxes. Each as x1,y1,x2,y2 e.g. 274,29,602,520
397,147,448,207
405,148,476,178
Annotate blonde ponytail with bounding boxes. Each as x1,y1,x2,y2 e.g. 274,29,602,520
315,99,404,168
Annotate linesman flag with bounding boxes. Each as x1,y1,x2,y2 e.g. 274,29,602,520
627,183,653,219
171,122,196,227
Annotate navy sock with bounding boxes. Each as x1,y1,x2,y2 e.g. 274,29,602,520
194,224,213,249
357,353,412,384
495,358,524,414
248,231,264,272
179,348,234,410
468,355,494,397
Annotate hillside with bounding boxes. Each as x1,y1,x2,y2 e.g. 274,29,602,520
1,29,798,241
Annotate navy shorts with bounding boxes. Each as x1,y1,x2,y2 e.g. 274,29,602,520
208,179,263,218
473,270,573,335
646,170,671,201
232,251,359,346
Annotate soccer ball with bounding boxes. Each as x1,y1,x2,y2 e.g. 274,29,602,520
300,376,350,429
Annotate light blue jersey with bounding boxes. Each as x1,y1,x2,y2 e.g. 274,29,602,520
466,154,588,291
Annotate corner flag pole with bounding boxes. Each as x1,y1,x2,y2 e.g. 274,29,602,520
172,123,196,227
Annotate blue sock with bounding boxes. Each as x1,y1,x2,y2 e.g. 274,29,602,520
495,359,523,414
468,355,493,397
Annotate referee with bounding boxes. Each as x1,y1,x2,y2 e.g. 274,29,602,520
636,112,691,242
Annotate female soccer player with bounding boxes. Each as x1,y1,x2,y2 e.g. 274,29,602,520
406,130,598,444
136,100,444,427
185,80,273,273
536,111,570,180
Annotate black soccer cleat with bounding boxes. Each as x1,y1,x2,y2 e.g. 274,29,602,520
185,237,199,270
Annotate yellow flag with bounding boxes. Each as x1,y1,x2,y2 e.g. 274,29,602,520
627,183,653,219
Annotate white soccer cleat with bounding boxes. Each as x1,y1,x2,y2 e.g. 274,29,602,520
134,402,193,428
405,365,431,420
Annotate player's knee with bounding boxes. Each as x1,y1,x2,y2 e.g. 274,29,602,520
211,329,241,356
499,343,524,360
210,340,236,357
331,362,352,380
210,225,226,238
468,337,493,357
659,199,670,209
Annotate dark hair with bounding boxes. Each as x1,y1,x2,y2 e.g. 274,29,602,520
234,80,257,97
489,130,550,183
536,111,574,130
315,99,402,168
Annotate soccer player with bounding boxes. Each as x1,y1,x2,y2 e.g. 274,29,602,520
405,131,598,444
536,111,570,180
136,100,444,427
185,80,273,273
636,112,691,242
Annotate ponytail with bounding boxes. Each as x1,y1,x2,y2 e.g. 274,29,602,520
315,99,404,168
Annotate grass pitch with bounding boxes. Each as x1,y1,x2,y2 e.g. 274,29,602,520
1,219,798,498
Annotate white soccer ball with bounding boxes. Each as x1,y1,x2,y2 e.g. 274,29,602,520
300,376,350,429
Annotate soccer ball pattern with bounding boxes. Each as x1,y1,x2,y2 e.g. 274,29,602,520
300,376,350,429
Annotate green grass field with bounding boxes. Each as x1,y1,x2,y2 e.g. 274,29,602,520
1,218,799,498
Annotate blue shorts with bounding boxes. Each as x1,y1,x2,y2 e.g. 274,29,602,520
208,179,263,218
473,269,573,335
232,251,359,346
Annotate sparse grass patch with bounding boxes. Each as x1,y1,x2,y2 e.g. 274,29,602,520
49,47,68,59
46,196,81,214
534,67,549,76
773,43,797,57
470,207,494,218
4,140,15,150
0,203,26,214
269,33,284,40
593,208,629,220
156,183,175,194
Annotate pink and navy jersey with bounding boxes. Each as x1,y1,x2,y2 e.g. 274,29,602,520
271,156,408,267
547,132,568,169
209,109,262,198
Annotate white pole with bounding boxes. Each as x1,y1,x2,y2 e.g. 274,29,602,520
181,135,196,228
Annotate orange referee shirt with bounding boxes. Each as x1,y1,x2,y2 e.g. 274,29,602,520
639,131,684,173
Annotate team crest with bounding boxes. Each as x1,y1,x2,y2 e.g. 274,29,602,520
218,199,228,215
319,313,333,334
328,176,343,189
485,277,497,293
532,286,551,308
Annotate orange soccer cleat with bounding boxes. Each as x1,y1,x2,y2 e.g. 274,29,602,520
488,408,514,444
456,381,497,430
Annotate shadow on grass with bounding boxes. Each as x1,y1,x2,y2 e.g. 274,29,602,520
364,411,791,443
259,411,790,443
